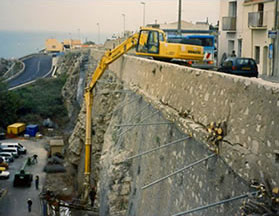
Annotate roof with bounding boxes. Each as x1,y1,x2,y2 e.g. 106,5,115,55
7,123,25,128
26,125,38,128
50,139,64,147
160,20,210,31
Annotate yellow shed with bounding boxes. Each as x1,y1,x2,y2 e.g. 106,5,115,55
7,123,26,135
45,39,64,52
49,139,64,156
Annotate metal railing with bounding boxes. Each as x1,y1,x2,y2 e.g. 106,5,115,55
222,17,236,31
248,11,267,28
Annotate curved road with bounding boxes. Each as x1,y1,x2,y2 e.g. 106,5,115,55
8,54,52,89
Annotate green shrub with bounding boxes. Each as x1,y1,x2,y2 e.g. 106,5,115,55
0,74,68,129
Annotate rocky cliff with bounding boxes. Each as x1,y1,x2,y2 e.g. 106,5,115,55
61,49,279,216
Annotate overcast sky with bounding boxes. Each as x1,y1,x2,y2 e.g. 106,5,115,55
0,0,220,36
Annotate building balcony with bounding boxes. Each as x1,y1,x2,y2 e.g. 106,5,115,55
222,17,236,31
248,11,267,29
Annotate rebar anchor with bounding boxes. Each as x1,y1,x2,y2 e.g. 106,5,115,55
206,121,226,154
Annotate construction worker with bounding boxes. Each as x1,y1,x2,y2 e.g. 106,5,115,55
89,186,96,207
27,198,32,212
33,154,38,163
35,175,39,190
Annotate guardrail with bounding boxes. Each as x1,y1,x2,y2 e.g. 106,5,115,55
3,61,25,83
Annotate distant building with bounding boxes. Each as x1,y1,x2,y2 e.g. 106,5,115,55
71,40,82,49
219,0,279,77
159,20,210,31
45,39,64,53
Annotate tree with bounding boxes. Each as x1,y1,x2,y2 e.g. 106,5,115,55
0,80,21,129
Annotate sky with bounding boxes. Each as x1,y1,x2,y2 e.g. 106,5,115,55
0,0,220,37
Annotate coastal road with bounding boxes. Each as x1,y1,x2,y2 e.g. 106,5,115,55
8,54,52,89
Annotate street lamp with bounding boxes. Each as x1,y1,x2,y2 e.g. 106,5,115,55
178,0,182,35
122,13,126,38
141,2,146,26
77,28,81,42
96,23,100,44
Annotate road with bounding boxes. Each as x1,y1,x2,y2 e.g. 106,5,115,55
8,54,52,89
0,138,48,216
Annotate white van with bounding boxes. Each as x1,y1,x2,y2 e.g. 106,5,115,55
0,143,26,154
0,147,19,158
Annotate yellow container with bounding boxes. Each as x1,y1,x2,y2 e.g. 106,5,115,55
7,123,26,135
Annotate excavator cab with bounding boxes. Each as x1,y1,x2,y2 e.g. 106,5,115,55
137,29,161,54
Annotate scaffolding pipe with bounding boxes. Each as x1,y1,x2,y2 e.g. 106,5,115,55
117,110,160,137
115,103,150,134
172,191,258,216
96,90,132,95
142,154,216,190
125,136,190,161
113,95,142,113
116,122,173,127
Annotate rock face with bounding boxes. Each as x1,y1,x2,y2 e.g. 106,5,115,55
64,50,279,216
66,65,125,197
98,93,249,216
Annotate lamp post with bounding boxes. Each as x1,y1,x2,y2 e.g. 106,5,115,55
122,13,126,38
77,28,81,43
178,0,182,35
141,2,146,26
96,23,100,44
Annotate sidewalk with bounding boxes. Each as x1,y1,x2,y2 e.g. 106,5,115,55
259,75,279,84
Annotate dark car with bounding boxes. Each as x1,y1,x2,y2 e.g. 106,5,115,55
218,57,258,78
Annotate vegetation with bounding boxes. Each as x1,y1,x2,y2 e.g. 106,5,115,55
0,80,21,130
0,58,13,76
0,74,68,130
83,41,95,45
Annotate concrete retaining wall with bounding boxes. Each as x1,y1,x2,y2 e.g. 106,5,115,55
91,49,279,188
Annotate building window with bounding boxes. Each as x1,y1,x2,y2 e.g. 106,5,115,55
228,40,235,57
52,45,56,49
238,39,242,57
255,46,260,64
229,1,237,17
258,3,264,26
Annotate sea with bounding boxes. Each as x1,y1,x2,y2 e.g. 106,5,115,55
0,30,108,59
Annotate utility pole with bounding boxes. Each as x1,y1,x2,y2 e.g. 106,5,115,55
274,0,279,77
96,23,100,44
122,13,126,38
178,0,182,35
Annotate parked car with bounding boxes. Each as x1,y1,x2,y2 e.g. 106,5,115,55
0,170,10,179
0,156,9,163
218,57,258,78
0,133,5,140
0,147,19,158
0,152,14,162
0,143,27,154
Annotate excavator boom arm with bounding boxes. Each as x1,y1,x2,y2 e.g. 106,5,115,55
87,33,139,91
83,33,138,201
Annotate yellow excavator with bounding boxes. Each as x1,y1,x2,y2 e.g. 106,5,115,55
82,27,204,201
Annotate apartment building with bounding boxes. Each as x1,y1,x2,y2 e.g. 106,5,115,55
219,0,279,77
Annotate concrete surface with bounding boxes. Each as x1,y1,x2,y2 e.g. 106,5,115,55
91,49,279,187
0,138,48,216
